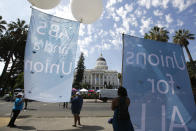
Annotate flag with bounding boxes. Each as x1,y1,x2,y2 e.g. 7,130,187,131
24,8,80,102
122,34,196,131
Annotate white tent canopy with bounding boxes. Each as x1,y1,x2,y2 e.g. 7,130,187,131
96,90,100,93
80,88,88,92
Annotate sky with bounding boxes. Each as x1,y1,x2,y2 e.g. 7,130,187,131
0,0,196,74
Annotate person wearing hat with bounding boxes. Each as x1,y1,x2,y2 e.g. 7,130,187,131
7,92,24,127
71,91,83,127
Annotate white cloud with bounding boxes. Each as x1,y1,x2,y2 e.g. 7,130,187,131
153,10,163,16
95,42,112,51
116,7,126,19
177,19,184,27
89,47,95,54
125,3,134,13
78,36,93,56
114,17,120,22
105,6,119,22
137,0,170,9
134,8,143,17
115,27,125,34
156,20,166,28
109,30,116,37
122,20,130,33
128,14,138,27
110,38,121,49
169,29,175,34
165,14,173,24
103,43,112,50
162,0,170,8
107,30,122,48
106,0,117,8
51,1,75,20
151,0,160,7
117,0,123,2
172,0,196,12
138,0,151,9
140,17,153,35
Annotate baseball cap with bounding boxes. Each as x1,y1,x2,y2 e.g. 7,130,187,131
17,92,23,96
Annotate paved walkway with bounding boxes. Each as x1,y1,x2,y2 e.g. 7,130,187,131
0,116,113,131
0,99,113,131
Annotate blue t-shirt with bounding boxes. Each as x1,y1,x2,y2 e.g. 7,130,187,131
13,98,24,110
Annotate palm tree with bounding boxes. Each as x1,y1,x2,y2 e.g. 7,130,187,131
8,18,28,38
173,29,195,63
144,26,169,42
0,16,7,35
0,19,28,91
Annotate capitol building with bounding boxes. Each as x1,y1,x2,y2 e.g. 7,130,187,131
82,54,119,90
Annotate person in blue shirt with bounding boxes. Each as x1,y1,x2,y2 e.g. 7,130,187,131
7,92,24,127
71,92,83,127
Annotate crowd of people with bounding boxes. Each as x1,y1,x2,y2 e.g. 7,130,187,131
7,87,134,131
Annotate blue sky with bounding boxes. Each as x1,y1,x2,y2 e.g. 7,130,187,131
0,0,196,73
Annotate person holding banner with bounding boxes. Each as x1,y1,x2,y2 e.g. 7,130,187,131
71,92,83,127
111,87,134,131
7,92,24,127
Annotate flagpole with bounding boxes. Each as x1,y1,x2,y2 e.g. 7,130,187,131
121,33,125,87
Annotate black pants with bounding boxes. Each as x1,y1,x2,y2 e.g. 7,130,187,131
8,109,20,126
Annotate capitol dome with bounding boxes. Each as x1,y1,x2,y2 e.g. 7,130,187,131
94,54,108,70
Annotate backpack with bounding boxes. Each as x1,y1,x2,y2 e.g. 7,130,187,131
117,97,130,120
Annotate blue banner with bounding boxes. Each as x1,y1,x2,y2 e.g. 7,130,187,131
24,9,80,102
123,34,196,131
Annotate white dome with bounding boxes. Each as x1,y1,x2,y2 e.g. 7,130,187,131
94,54,108,70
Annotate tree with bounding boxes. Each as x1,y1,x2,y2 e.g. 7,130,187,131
13,72,24,89
173,29,195,63
81,83,91,89
118,73,122,86
187,61,196,88
73,53,85,89
0,16,7,36
144,26,169,42
0,18,28,92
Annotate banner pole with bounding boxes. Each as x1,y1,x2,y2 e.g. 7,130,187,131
121,33,125,87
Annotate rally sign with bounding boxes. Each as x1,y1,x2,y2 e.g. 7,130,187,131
24,9,80,102
122,34,196,131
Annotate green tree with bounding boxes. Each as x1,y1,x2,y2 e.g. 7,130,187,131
0,16,7,68
81,83,91,89
73,53,85,89
0,18,28,92
13,72,24,89
186,61,196,88
0,16,7,36
7,19,28,79
144,26,169,42
118,73,122,86
173,29,195,63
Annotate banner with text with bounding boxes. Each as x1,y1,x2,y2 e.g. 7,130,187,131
123,34,196,131
24,9,80,102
